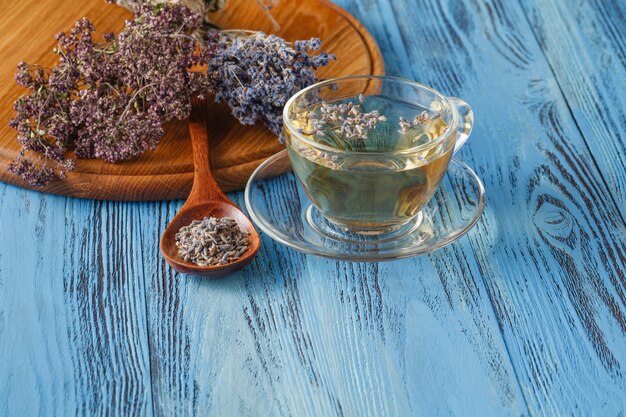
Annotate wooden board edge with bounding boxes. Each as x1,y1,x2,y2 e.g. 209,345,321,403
0,152,290,201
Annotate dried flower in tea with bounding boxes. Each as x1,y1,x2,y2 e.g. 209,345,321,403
290,95,446,154
300,100,387,141
287,93,454,233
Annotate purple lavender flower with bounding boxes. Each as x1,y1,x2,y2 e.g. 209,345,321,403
207,31,335,142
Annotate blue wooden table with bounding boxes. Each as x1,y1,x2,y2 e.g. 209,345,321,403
1,0,625,415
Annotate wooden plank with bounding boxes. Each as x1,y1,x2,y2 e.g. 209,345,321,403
139,193,527,416
2,1,625,417
139,1,529,413
0,1,527,415
380,0,626,414
518,0,626,220
0,183,154,416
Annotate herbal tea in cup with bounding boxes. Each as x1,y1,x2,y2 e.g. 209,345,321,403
283,76,473,235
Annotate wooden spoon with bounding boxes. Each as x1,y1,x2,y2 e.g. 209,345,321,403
160,99,260,277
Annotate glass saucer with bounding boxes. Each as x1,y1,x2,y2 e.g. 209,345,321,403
244,150,485,261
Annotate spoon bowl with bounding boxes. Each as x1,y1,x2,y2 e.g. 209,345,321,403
160,99,260,277
160,201,260,277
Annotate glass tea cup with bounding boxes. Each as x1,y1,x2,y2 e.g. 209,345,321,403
283,76,473,235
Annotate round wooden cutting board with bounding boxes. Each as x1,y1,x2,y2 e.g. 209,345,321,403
0,0,383,201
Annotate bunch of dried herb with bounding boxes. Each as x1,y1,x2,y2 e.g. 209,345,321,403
175,217,249,266
207,31,334,142
9,1,333,187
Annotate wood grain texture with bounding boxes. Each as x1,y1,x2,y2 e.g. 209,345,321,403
141,1,529,415
0,0,384,201
0,185,153,416
1,0,626,416
518,0,626,220
382,0,626,414
139,192,528,416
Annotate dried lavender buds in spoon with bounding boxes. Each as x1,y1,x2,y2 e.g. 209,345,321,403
175,217,250,267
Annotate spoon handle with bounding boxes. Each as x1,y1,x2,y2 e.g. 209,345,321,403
185,98,231,206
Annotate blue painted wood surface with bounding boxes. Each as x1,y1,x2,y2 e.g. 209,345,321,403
0,0,625,416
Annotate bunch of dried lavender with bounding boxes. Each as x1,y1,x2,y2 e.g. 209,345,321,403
207,31,335,142
175,217,249,266
9,2,333,187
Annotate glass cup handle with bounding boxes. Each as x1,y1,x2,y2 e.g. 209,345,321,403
448,97,474,154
